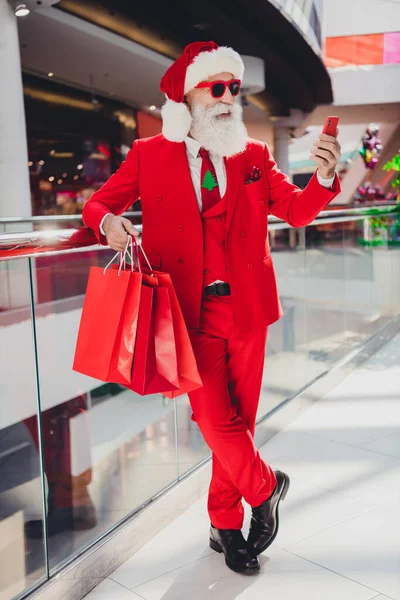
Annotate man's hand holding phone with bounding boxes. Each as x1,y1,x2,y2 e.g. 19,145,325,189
310,116,342,180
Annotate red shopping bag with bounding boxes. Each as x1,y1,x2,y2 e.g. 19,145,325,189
126,280,180,395
72,265,141,384
141,269,203,398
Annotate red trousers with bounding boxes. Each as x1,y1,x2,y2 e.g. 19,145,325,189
188,295,277,529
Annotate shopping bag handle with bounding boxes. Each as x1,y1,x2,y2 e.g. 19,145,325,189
103,236,154,276
126,236,154,274
136,241,152,272
103,236,135,276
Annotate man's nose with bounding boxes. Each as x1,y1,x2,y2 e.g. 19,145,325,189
220,88,235,105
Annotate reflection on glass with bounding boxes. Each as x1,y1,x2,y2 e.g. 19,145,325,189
1,211,397,598
175,395,211,478
343,217,395,352
24,394,96,540
0,258,47,599
304,221,347,380
30,249,179,573
259,226,308,417
259,215,395,420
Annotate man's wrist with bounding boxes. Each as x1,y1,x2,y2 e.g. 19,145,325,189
318,167,335,180
317,169,335,188
100,213,113,235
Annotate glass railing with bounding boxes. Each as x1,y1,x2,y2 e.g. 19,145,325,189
1,205,399,599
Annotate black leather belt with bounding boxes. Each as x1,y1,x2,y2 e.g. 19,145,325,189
204,282,231,296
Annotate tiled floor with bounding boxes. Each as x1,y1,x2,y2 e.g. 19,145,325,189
84,334,400,600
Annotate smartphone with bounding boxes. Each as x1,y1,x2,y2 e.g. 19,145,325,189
322,116,339,137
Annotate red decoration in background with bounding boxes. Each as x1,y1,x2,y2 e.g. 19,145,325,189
355,182,397,204
359,125,382,170
97,143,111,158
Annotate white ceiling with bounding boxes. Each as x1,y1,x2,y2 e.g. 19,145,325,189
18,6,175,109
18,5,269,126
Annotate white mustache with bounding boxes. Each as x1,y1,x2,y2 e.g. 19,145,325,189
208,103,233,117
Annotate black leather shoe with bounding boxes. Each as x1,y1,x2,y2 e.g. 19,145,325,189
247,470,290,555
209,524,260,575
25,503,97,539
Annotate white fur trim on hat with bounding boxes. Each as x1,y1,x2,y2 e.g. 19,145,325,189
184,46,244,95
161,98,193,143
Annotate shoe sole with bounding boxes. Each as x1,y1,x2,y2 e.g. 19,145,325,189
209,538,260,575
253,472,290,556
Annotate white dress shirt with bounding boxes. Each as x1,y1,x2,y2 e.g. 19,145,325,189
184,136,226,211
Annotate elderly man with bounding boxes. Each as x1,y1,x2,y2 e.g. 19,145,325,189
83,41,341,576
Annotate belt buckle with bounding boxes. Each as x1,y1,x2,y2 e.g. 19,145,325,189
214,282,223,296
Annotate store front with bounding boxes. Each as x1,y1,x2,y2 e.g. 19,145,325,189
24,73,138,217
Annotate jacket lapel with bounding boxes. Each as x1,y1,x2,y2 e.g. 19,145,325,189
225,153,243,234
163,139,202,228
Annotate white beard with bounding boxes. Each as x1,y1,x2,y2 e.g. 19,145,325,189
189,101,248,158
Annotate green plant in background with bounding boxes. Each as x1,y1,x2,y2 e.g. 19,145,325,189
357,206,400,247
383,153,400,191
358,154,400,246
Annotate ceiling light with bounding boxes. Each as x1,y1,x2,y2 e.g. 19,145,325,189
193,23,209,31
13,2,30,16
77,164,83,170
50,152,74,158
48,72,54,78
10,1,62,16
149,105,157,111
49,176,55,182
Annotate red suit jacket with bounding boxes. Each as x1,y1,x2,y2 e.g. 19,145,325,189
82,134,340,333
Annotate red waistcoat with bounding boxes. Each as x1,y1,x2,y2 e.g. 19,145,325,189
202,193,230,288
83,135,340,333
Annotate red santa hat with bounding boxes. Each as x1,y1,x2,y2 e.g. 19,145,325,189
160,41,244,143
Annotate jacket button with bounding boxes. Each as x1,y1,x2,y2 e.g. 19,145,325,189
156,194,162,202
221,240,226,246
178,224,184,231
241,230,247,237
177,258,184,264
247,262,253,270
217,215,223,221
204,268,209,275
259,200,264,205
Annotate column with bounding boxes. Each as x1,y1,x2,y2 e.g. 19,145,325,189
273,126,291,181
0,1,34,309
0,0,31,218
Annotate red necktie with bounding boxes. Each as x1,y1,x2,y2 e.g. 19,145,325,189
199,148,221,213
